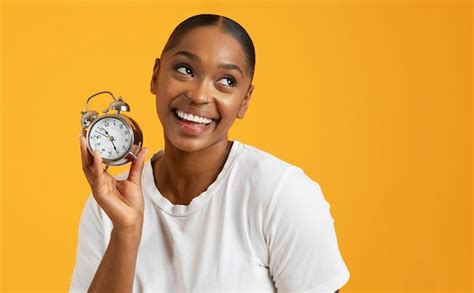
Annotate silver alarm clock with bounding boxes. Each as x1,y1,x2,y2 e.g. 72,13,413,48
80,91,143,169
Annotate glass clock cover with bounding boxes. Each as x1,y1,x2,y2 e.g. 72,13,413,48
87,116,133,161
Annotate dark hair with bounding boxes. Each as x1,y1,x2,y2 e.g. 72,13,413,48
161,14,256,79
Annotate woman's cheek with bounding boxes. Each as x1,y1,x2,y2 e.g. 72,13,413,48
158,78,178,98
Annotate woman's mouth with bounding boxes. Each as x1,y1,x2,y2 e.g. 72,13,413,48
172,108,214,125
171,108,216,136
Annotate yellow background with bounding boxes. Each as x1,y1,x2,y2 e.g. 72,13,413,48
1,0,472,292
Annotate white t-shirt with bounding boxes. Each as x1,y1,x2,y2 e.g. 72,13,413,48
69,140,350,292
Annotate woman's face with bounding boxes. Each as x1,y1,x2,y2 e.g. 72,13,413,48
150,26,254,152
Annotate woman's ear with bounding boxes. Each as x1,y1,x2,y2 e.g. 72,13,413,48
237,84,254,119
150,58,160,95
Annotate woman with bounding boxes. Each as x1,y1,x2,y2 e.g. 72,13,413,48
71,14,350,292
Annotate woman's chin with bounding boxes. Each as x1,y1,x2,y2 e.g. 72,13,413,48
165,134,211,153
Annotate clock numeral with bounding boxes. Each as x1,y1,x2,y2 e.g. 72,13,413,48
104,122,109,127
102,148,106,152
108,151,112,156
125,138,129,142
124,130,129,135
119,124,124,129
113,120,116,126
122,145,126,150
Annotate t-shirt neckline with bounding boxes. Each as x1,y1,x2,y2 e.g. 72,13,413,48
143,140,243,217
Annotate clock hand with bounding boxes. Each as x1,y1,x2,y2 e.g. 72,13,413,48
95,130,109,139
111,140,119,155
96,129,119,155
106,134,120,155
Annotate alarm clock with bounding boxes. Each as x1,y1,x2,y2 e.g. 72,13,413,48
80,91,143,169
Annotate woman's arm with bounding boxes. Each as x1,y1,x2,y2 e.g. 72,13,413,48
88,222,143,293
78,133,147,292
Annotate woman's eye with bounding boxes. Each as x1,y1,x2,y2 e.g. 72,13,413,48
176,65,193,76
217,77,236,87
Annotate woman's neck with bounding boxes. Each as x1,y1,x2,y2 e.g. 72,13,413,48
152,137,233,205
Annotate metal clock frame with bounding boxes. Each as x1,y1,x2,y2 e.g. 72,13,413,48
86,113,142,166
81,90,144,170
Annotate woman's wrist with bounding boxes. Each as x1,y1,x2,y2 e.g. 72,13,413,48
112,219,144,243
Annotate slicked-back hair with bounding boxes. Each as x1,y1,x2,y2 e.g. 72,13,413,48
161,14,256,79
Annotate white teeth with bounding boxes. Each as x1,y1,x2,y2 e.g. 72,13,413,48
176,110,212,124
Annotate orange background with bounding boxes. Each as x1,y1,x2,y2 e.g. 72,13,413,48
1,0,472,292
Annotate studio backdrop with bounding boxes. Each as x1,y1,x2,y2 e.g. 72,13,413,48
1,0,472,292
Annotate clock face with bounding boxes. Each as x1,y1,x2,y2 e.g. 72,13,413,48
87,116,133,161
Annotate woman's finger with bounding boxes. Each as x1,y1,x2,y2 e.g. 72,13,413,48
79,134,94,184
127,147,147,185
92,149,104,177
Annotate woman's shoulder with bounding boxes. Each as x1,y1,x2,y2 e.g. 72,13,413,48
235,140,301,178
233,140,321,198
237,140,324,195
235,141,328,225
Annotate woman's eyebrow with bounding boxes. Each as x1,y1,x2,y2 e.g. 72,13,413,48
218,63,243,77
172,50,243,77
172,50,201,62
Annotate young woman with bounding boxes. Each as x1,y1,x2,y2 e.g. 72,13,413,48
71,14,349,292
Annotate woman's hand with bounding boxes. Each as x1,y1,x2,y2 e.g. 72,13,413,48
79,132,148,232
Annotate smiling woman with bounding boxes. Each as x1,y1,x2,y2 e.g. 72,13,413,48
71,14,350,292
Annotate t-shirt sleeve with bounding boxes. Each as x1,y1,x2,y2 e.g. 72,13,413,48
69,193,111,293
266,167,350,292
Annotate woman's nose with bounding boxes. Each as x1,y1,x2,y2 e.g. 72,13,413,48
185,80,211,104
